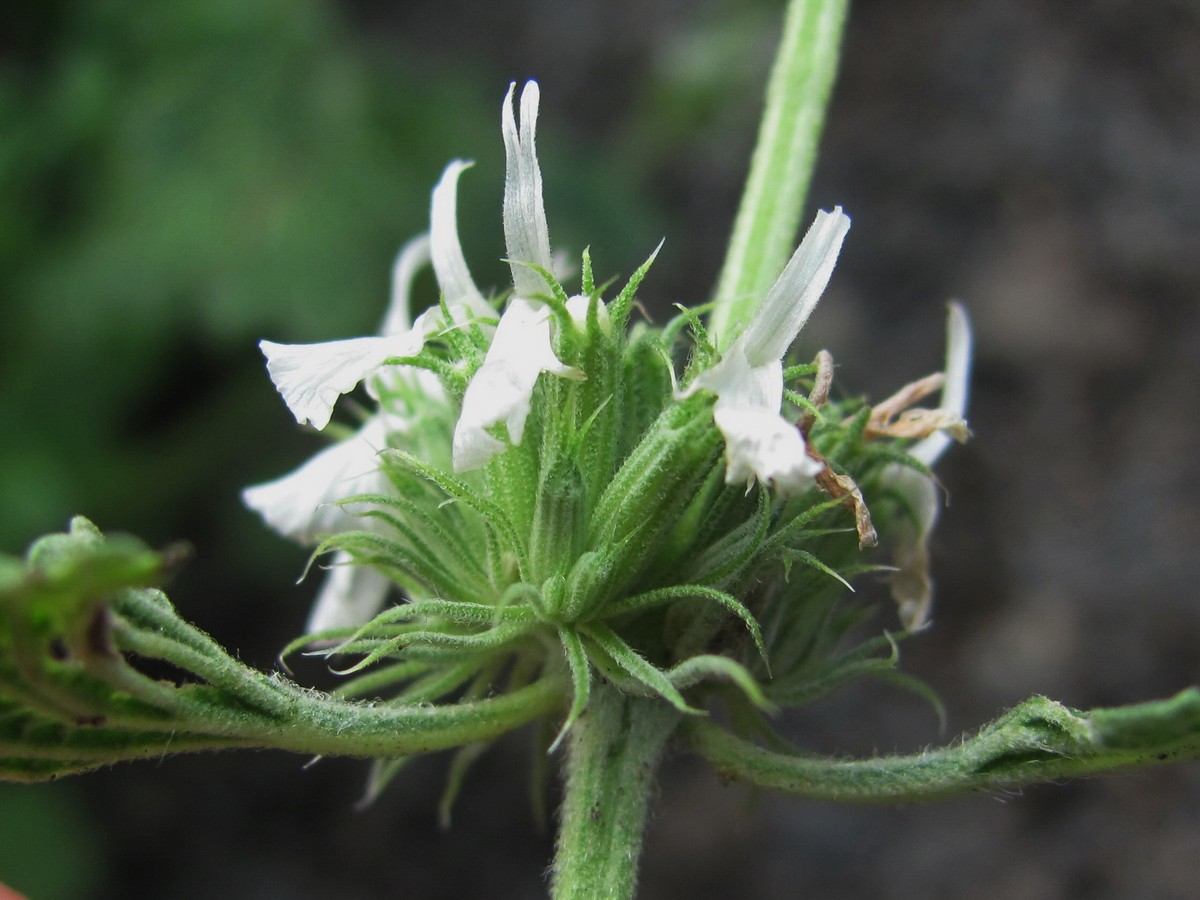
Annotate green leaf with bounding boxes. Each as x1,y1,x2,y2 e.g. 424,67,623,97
382,450,530,582
332,621,531,675
582,624,701,715
666,655,775,713
608,241,664,333
550,627,591,753
438,740,491,829
608,584,768,669
358,756,412,809
333,660,432,699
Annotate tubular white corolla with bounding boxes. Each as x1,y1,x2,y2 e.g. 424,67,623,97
245,183,490,631
690,208,851,494
452,81,582,472
260,158,496,431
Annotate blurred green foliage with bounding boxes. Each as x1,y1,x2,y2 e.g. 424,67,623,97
0,0,521,887
0,782,102,898
0,0,533,549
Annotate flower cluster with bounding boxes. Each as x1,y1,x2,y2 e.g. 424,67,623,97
243,81,970,762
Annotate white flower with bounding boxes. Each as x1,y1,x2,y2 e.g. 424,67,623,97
244,228,439,549
260,161,495,431
246,166,490,630
242,415,392,544
886,302,973,630
245,380,403,633
690,207,851,493
500,81,554,298
453,296,582,470
904,303,972,469
242,418,397,634
427,158,493,323
260,333,419,431
452,81,582,471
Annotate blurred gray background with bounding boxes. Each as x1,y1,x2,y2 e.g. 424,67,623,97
1,0,1197,897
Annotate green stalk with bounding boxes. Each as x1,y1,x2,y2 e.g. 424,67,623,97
685,689,1200,802
708,0,850,347
1,673,569,782
551,683,680,900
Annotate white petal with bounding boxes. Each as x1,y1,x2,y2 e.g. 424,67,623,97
430,160,492,318
736,208,850,367
450,416,506,472
241,417,391,542
690,342,819,493
550,248,576,282
565,293,610,333
909,302,973,466
692,344,783,410
379,235,432,337
261,332,425,429
712,402,824,494
452,297,582,471
369,302,468,399
883,303,973,629
502,81,553,298
682,209,851,495
306,551,393,633
885,464,941,631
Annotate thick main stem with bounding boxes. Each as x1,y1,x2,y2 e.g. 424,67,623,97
708,0,850,348
551,683,680,900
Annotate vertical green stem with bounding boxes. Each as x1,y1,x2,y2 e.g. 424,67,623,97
708,0,850,348
551,684,680,900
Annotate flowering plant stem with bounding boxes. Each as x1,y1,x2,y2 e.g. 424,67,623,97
551,2,850,892
0,541,569,778
551,682,681,900
685,689,1200,802
6,0,1196,895
708,0,850,348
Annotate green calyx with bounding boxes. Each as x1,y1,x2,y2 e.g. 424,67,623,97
312,252,942,752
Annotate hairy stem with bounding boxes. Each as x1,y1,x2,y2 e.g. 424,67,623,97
551,683,680,900
685,689,1200,802
708,0,850,347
